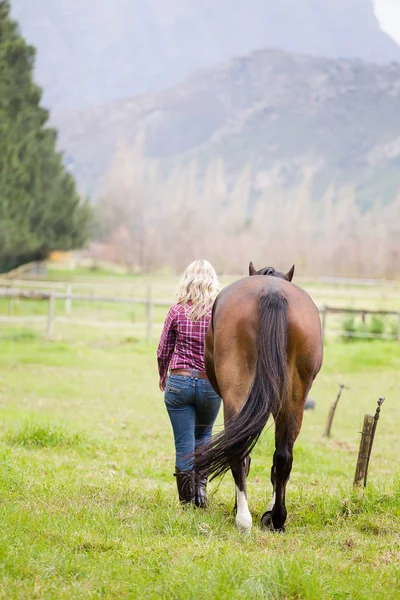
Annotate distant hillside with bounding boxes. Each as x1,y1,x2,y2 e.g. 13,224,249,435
11,0,400,110
53,48,400,206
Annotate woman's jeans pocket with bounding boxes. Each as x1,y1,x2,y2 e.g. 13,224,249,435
164,375,190,407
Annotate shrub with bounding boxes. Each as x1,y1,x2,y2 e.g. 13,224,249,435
341,313,396,341
369,315,385,336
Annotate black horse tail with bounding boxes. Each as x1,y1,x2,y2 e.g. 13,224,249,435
195,288,289,479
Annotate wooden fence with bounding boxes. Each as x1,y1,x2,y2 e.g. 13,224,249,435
320,305,400,341
2,277,400,296
0,287,169,343
0,287,399,343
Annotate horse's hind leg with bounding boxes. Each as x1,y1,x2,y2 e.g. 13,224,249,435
224,392,253,531
261,420,298,532
231,456,252,531
261,383,307,532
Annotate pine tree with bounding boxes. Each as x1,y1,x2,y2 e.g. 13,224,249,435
0,0,90,272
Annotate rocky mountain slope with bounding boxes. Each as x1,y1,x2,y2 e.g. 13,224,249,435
53,48,400,205
11,0,400,110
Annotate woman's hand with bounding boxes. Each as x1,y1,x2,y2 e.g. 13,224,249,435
159,381,165,392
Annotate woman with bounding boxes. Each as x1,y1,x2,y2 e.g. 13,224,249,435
157,260,222,507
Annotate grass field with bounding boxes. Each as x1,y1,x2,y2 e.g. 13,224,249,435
0,269,399,598
0,314,399,598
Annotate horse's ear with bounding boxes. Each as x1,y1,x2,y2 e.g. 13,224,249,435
249,261,257,276
285,265,295,281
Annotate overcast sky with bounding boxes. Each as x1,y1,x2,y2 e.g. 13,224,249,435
375,0,400,43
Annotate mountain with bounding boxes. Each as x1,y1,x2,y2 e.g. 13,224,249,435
11,0,400,111
52,48,400,206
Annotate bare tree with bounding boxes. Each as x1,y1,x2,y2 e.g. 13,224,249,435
94,138,400,277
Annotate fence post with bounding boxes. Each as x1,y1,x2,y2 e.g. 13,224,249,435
65,283,72,314
362,397,385,487
321,305,327,341
146,284,153,343
323,383,346,438
46,292,55,338
354,415,374,487
8,285,14,315
353,397,385,488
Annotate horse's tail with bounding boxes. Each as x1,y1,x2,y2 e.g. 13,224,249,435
195,288,289,479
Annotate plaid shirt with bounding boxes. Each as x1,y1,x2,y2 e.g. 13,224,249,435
157,302,211,387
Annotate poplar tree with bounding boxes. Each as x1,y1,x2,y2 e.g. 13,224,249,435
0,0,90,272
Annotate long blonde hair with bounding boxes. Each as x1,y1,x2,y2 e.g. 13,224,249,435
176,260,220,320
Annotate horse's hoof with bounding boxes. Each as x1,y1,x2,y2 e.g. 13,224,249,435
235,513,253,531
261,511,286,532
261,511,274,530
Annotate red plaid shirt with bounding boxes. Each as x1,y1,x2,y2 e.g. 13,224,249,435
157,302,211,387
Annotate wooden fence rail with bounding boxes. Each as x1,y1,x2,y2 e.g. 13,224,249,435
0,289,399,343
0,287,170,343
320,305,400,342
2,279,400,298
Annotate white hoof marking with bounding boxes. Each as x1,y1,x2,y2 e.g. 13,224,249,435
235,488,252,531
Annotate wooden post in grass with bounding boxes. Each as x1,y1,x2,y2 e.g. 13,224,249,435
354,415,374,487
354,398,385,488
323,383,347,438
65,283,72,314
8,285,14,315
46,292,55,338
146,284,153,344
363,397,385,487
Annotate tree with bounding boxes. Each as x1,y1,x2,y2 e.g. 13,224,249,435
0,1,90,272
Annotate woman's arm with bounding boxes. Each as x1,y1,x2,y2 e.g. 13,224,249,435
157,306,177,390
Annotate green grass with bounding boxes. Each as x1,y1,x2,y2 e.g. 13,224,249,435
0,327,399,598
5,421,88,449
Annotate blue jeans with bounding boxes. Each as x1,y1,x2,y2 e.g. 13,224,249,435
164,373,222,471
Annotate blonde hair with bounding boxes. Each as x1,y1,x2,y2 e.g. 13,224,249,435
176,260,220,320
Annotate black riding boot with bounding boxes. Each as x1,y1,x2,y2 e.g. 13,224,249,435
174,468,195,504
195,472,208,508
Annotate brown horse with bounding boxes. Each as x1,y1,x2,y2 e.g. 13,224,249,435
195,262,323,531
